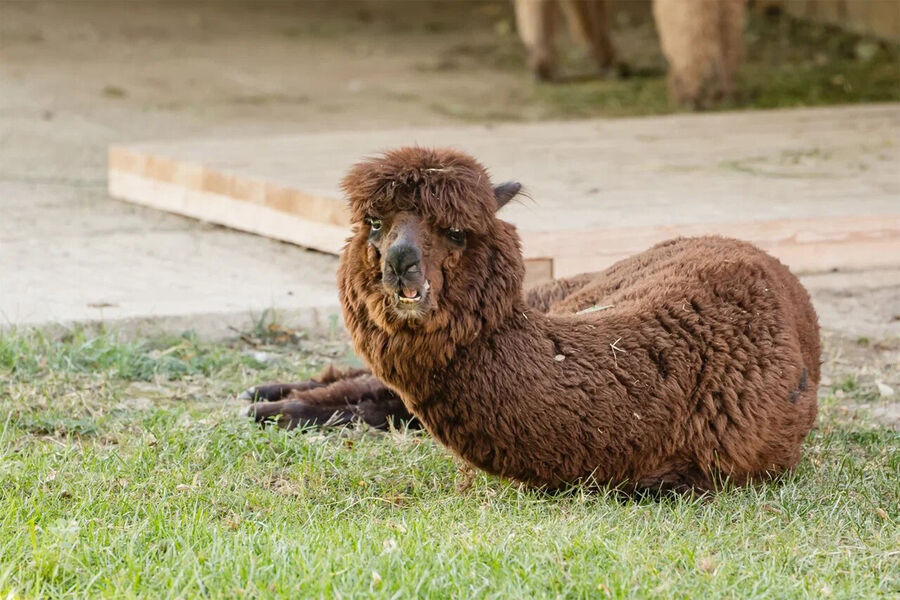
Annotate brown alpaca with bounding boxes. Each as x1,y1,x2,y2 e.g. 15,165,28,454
513,0,745,108
245,147,820,493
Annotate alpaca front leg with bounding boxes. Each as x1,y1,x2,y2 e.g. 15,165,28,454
244,373,420,431
245,397,356,429
237,381,325,402
237,365,370,402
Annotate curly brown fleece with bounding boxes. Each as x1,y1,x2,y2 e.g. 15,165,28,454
328,146,822,493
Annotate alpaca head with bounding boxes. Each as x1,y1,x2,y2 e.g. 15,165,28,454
340,147,525,335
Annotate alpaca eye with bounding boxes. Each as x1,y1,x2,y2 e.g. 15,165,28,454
446,228,465,245
366,217,382,232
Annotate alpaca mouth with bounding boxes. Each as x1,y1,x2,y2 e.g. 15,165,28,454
398,288,422,303
392,280,429,308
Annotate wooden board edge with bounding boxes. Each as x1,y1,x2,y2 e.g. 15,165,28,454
109,145,352,228
523,215,900,276
109,170,348,255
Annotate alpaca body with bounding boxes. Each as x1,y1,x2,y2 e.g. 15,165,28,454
340,222,818,491
388,236,819,490
250,147,820,493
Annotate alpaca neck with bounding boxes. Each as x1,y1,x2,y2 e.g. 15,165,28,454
368,295,526,405
410,303,586,483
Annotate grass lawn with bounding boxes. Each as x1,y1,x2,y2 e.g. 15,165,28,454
0,328,897,598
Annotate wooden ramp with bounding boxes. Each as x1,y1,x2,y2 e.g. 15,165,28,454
109,104,900,284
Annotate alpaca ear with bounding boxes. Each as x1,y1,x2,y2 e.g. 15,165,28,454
493,181,522,211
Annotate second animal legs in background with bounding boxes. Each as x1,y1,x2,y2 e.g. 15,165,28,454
513,0,617,81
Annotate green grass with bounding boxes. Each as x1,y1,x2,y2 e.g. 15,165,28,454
1,329,897,598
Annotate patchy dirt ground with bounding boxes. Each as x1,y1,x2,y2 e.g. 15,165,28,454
819,332,899,427
0,1,897,426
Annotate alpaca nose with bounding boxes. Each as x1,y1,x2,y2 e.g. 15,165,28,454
386,243,421,278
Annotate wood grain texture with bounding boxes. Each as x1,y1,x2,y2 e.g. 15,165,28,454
109,104,900,284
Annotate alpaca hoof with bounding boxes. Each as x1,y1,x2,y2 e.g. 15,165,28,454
533,66,555,82
243,401,281,426
613,61,631,79
244,402,266,420
530,57,556,82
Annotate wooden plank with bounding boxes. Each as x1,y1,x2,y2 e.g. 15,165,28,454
109,171,348,255
523,258,554,287
523,215,900,275
110,145,351,229
109,104,900,279
553,235,900,278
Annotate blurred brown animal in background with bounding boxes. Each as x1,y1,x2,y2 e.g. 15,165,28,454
513,0,747,108
653,0,746,108
513,0,617,80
